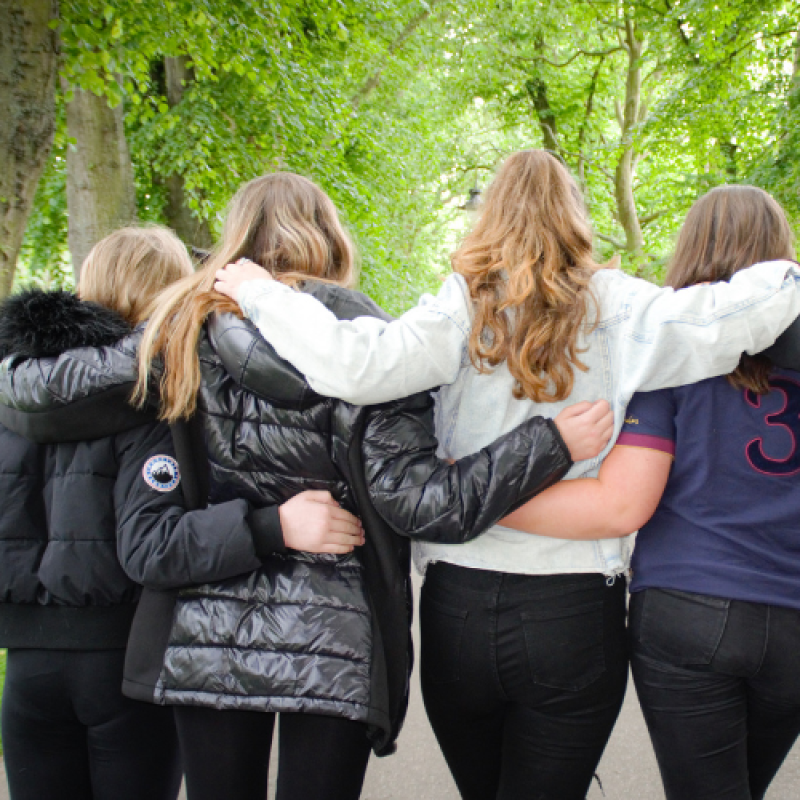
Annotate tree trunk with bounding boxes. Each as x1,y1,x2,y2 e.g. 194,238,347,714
162,56,213,249
526,76,558,153
0,0,59,299
65,83,137,279
614,18,645,257
526,39,558,153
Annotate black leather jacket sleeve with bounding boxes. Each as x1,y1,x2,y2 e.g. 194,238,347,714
113,422,274,589
0,332,153,443
362,391,571,544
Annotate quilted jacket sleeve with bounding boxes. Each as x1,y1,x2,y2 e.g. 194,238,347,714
362,392,572,543
113,422,283,589
0,333,153,443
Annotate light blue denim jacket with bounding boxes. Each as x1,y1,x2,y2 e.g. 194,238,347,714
238,261,800,577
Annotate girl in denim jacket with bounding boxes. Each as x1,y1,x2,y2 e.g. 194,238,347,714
214,152,800,800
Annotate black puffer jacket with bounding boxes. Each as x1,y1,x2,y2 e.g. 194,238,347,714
0,291,277,649
0,283,573,754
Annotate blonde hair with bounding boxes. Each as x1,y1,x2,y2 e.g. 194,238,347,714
453,150,600,403
667,185,796,394
79,226,194,325
135,172,356,421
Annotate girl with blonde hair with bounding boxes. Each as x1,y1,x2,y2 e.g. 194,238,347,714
121,171,605,800
502,185,800,800
215,152,800,799
0,226,193,800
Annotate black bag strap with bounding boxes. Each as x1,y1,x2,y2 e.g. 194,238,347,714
169,415,209,511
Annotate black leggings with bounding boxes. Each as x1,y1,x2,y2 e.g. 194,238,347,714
1,649,181,800
420,563,628,800
174,705,372,800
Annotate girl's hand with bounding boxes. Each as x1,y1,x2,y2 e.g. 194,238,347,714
278,490,364,554
554,400,614,462
214,258,273,302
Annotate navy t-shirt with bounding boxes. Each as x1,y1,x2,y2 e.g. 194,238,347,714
619,369,800,610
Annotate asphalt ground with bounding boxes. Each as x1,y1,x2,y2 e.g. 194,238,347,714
3,574,800,799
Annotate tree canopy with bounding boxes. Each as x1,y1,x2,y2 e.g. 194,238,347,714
9,0,800,310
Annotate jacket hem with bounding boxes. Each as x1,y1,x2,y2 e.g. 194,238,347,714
0,602,137,649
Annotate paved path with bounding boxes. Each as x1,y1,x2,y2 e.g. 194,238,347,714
3,576,800,799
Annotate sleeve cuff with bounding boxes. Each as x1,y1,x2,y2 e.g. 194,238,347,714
545,417,574,469
247,505,287,560
238,280,287,318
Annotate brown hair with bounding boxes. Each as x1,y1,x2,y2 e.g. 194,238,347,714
135,172,356,421
79,226,193,325
452,149,600,402
666,185,796,394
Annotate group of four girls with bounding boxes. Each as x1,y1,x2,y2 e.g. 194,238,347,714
1,149,800,800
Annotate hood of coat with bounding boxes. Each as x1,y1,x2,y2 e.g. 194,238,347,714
0,289,131,361
0,291,151,445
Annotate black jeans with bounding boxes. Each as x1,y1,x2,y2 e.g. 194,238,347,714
1,648,181,800
174,705,372,800
419,563,628,800
631,588,800,800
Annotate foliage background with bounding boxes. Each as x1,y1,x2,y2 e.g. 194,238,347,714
15,0,800,311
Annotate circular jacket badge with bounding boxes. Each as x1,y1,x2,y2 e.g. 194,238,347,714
143,455,181,492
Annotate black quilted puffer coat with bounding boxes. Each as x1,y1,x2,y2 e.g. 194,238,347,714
0,291,276,650
0,282,573,755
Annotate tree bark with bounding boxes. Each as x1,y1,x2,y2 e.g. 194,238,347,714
526,76,558,153
0,0,59,299
525,38,559,153
162,56,213,249
614,18,645,257
65,83,137,279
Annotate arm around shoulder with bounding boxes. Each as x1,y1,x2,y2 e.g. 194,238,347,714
238,275,471,405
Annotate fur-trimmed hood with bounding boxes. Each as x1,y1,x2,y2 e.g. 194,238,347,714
0,289,131,361
0,290,152,444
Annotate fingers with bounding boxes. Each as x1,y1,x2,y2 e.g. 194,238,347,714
578,399,612,424
558,400,593,419
297,489,338,506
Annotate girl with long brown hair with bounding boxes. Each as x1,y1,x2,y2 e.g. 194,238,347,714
130,171,610,800
501,185,800,800
215,152,800,799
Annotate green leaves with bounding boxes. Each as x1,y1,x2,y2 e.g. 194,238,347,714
17,0,800,299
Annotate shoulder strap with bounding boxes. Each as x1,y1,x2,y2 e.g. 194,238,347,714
169,415,209,511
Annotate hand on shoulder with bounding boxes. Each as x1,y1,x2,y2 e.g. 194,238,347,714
214,259,273,303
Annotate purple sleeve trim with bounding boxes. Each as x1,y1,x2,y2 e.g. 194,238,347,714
616,432,676,456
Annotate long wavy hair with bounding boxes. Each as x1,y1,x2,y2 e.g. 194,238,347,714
452,150,601,402
135,172,356,421
666,185,795,395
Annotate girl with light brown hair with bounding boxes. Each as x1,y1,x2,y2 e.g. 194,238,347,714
215,153,800,799
501,185,800,800
131,170,608,800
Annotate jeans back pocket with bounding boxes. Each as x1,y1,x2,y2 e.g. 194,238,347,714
630,588,730,667
521,596,605,691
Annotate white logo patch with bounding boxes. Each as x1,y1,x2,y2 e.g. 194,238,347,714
143,455,181,492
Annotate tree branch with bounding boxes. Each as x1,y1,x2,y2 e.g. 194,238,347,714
514,46,622,68
596,231,627,249
351,1,441,109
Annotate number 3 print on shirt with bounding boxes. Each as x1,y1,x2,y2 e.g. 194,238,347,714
745,377,800,476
